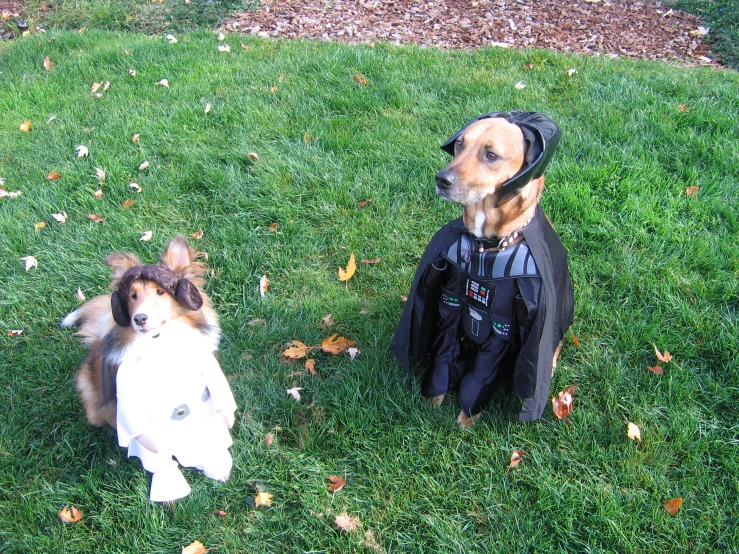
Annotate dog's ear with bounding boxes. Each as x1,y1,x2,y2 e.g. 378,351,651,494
111,290,131,327
440,112,504,156
105,252,143,289
520,126,543,167
175,278,204,311
160,234,207,285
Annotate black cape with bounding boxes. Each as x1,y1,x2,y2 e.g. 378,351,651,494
389,206,574,421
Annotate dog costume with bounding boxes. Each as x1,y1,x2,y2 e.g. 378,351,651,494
107,265,237,502
389,112,574,421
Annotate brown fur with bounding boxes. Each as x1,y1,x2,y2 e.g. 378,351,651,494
67,236,219,429
434,117,561,424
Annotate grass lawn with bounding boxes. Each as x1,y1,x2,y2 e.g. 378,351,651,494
1,29,738,553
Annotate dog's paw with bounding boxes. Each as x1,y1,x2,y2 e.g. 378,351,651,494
430,395,445,409
456,410,481,429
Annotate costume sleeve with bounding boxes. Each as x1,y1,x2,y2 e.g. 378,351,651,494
202,354,237,416
116,367,154,448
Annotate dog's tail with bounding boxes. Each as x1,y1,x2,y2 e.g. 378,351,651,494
60,309,81,328
61,295,116,344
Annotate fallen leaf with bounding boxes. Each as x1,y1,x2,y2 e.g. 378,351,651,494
515,81,526,90
259,274,269,297
567,68,578,77
572,334,580,348
218,43,231,53
241,42,249,49
91,82,102,94
283,340,310,359
270,86,278,93
357,198,373,207
166,34,177,44
138,160,150,170
1,189,22,199
648,364,664,375
19,120,32,133
46,115,57,124
155,79,169,88
43,55,54,71
87,214,105,223
190,230,204,240
361,257,381,264
21,256,38,271
347,347,360,361
320,313,334,328
335,512,361,533
254,491,273,507
47,170,62,181
7,330,23,337
268,222,279,232
322,334,356,355
95,167,106,181
690,26,709,37
217,31,225,41
663,497,683,515
52,211,68,224
338,253,357,282
685,186,699,196
93,189,103,199
59,506,83,523
129,182,142,193
523,63,534,70
654,345,673,363
214,510,227,519
304,133,310,144
132,133,141,143
140,231,153,242
400,295,408,303
264,433,275,446
76,287,86,302
286,387,304,401
76,145,89,157
506,449,527,472
352,75,367,86
677,104,691,112
181,541,205,554
552,384,576,419
122,199,136,209
248,152,259,161
128,68,136,77
34,221,47,231
305,358,317,375
627,422,642,442
103,80,111,91
204,102,211,114
327,475,346,492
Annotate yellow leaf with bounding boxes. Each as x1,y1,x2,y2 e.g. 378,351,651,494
259,274,269,297
181,540,206,554
254,491,273,507
122,199,136,209
305,358,316,375
34,221,47,231
321,334,356,355
19,120,32,133
627,422,642,442
132,133,141,143
59,505,83,523
190,230,204,240
47,170,62,180
338,253,356,282
282,340,310,359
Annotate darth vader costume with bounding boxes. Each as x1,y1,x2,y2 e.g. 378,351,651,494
389,111,574,421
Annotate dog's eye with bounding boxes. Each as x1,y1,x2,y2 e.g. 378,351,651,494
157,289,165,296
455,138,463,150
131,293,137,300
485,151,498,161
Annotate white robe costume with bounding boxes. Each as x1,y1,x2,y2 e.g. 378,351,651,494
115,321,237,502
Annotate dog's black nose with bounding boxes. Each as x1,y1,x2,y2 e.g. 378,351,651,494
436,170,454,190
133,313,148,327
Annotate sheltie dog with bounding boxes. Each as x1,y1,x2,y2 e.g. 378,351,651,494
62,235,238,502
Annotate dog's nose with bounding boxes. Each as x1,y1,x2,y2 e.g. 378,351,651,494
133,313,148,327
435,170,454,190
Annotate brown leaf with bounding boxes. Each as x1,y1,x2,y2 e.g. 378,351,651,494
572,334,580,348
338,253,357,282
122,199,136,209
663,497,683,515
305,358,317,375
677,104,690,112
7,330,23,337
59,506,83,523
93,189,103,199
357,198,373,207
268,222,279,232
190,230,204,240
523,63,534,70
19,120,32,133
87,214,105,223
264,433,275,446
47,170,62,181
654,345,673,363
43,55,54,71
685,186,699,196
335,512,361,533
552,384,576,419
283,340,310,359
181,540,206,554
321,334,356,355
361,257,381,264
214,510,227,519
507,449,527,473
648,363,664,375
327,475,346,492
259,274,269,297
132,133,141,143
352,75,367,86
254,491,273,507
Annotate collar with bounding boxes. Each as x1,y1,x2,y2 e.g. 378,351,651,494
472,210,536,252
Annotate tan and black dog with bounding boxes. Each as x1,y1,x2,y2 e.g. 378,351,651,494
391,111,574,426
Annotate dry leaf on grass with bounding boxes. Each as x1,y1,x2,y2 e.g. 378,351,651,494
357,198,373,207
320,313,334,328
259,274,269,297
264,433,275,446
627,422,642,442
347,347,360,361
51,212,68,223
129,182,142,193
128,69,136,77
507,449,527,473
286,387,304,401
361,257,381,264
181,540,205,554
190,230,204,240
76,287,86,302
7,330,23,337
155,79,169,88
305,358,317,375
515,81,526,89
322,334,356,355
268,222,279,232
140,231,153,242
122,199,136,209
335,512,361,533
663,497,683,515
93,189,103,199
254,491,273,507
338,253,356,283
283,340,310,359
204,103,212,114
166,34,177,44
43,55,54,70
1,189,22,199
76,145,89,158
59,505,83,523
214,510,227,519
218,44,231,53
87,214,105,223
248,152,259,161
19,120,32,133
21,256,38,271
95,167,106,181
654,345,673,363
352,75,367,86
552,384,576,419
34,222,47,232
138,160,150,171
327,475,346,492
132,133,141,143
648,364,664,375
685,186,699,196
572,334,580,348
47,170,61,181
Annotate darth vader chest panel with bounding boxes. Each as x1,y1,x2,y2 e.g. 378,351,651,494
436,234,541,344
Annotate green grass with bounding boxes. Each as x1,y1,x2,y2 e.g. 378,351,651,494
1,30,738,553
667,0,739,70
